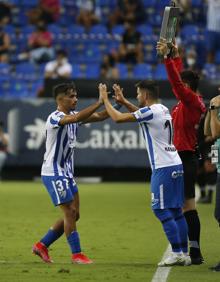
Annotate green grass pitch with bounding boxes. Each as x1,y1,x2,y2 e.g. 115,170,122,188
0,181,220,282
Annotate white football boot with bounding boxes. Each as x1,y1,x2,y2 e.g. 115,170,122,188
158,252,185,267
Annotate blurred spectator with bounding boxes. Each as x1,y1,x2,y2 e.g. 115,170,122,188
206,0,220,63
0,23,10,63
101,19,144,77
118,20,144,64
109,0,145,29
0,2,11,26
184,47,199,72
18,20,54,64
177,0,193,24
28,0,60,25
76,0,101,31
0,121,8,180
100,55,119,79
44,49,72,79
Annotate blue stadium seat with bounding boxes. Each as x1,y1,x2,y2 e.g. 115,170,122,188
115,63,128,79
3,25,16,37
133,63,152,79
191,0,203,7
15,62,38,81
0,80,9,96
142,0,157,7
111,25,125,37
66,24,85,38
29,81,43,97
215,50,220,65
21,0,38,6
0,63,10,81
8,0,20,4
48,24,62,38
85,64,100,78
156,0,170,9
8,81,29,98
20,25,35,39
202,63,217,80
83,44,102,63
72,64,84,78
13,9,29,26
153,64,167,80
180,24,199,43
89,24,108,39
137,24,153,37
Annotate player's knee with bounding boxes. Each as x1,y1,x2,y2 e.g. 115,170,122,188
64,205,77,219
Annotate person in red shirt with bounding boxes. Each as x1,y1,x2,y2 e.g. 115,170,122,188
18,20,54,63
157,38,206,265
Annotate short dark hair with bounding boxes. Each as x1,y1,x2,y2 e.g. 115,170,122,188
53,83,76,99
56,49,67,57
135,80,159,99
180,70,200,92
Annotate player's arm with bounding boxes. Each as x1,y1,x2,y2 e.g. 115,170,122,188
204,110,212,137
156,39,195,104
99,84,136,123
112,84,139,112
59,100,103,125
209,96,220,139
82,109,110,123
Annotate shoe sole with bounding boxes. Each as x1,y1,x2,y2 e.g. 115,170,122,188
158,259,186,267
32,248,53,263
72,260,93,265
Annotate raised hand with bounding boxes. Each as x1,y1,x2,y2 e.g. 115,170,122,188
170,38,179,58
156,38,169,57
98,83,108,102
112,84,126,105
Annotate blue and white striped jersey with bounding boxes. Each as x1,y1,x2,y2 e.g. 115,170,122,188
41,110,78,178
133,104,182,170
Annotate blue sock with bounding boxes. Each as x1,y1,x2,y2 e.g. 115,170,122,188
67,231,81,254
171,208,188,253
40,228,63,248
154,209,181,253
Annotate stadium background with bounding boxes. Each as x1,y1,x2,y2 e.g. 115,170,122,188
0,0,219,180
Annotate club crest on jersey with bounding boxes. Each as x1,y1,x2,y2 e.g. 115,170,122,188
171,170,184,179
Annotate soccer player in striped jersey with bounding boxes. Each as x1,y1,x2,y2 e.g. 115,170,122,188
32,82,112,264
99,81,191,266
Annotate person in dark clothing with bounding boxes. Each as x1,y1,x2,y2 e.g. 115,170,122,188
108,0,145,29
197,112,217,204
204,89,220,271
157,38,206,265
118,20,144,64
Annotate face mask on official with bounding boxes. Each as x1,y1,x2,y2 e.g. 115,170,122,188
186,58,196,67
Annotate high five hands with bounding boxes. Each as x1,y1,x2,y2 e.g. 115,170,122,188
112,84,126,105
98,83,108,102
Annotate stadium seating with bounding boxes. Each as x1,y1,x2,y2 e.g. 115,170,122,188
133,63,152,79
115,63,128,79
0,0,217,98
153,64,167,80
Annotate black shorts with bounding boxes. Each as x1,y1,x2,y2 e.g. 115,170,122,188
178,151,198,200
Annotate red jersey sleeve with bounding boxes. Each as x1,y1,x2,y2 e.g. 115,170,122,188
164,57,204,109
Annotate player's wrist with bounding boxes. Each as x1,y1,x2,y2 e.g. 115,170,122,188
209,105,220,111
112,102,122,110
